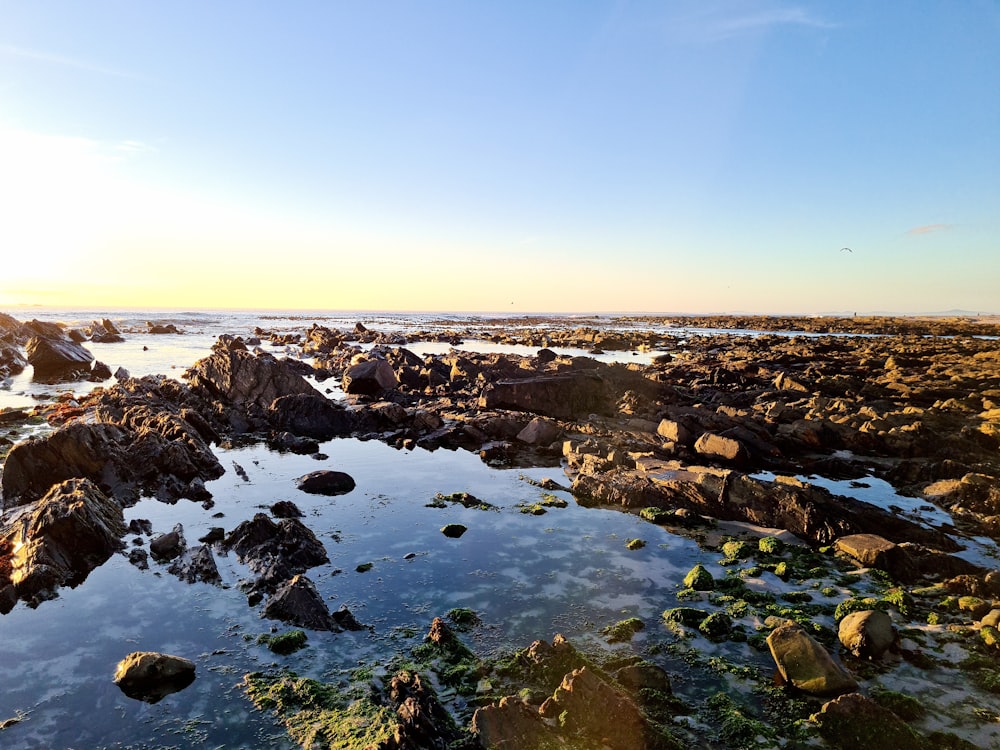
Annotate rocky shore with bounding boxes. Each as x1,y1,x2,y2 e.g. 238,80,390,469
2,311,1000,748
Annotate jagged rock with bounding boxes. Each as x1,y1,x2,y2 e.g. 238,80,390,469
113,651,196,703
472,696,560,749
262,575,343,631
25,334,94,377
268,431,319,455
479,371,609,420
656,418,693,445
184,336,318,409
270,500,303,518
128,548,149,570
225,513,328,591
811,692,926,749
0,341,27,378
838,610,895,659
5,478,125,605
268,392,354,440
539,667,648,749
168,544,221,584
441,524,467,538
342,359,400,396
767,623,857,695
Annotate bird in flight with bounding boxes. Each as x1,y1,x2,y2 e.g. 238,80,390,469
840,247,853,253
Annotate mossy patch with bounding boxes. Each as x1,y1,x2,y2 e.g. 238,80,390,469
244,672,399,749
258,630,308,655
601,617,645,643
683,564,715,591
626,538,646,551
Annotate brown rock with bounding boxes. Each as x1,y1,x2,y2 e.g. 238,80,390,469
767,623,858,695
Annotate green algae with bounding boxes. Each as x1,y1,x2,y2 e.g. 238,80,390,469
601,617,645,643
626,538,646,550
244,672,398,749
446,608,481,630
258,630,308,655
683,564,715,591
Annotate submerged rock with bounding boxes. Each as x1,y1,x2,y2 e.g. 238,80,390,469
113,651,196,703
225,513,328,592
261,574,363,631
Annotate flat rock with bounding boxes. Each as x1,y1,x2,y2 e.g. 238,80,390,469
767,623,858,695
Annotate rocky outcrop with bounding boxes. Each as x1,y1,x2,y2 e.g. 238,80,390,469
113,651,196,703
2,478,125,606
184,335,318,409
810,693,927,750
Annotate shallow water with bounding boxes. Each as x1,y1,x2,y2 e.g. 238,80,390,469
0,437,718,748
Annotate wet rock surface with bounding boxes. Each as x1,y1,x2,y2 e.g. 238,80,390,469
113,651,196,704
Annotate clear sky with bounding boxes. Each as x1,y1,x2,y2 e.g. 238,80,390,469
1,1,998,313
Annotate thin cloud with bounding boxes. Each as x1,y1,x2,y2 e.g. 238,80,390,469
676,5,838,42
907,223,953,236
0,43,144,80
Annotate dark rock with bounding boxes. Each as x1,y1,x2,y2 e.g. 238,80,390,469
767,623,857,695
225,513,328,591
342,359,399,396
295,470,356,496
113,651,196,703
268,393,354,439
0,341,27,377
150,524,186,561
262,574,341,631
128,548,149,570
25,335,94,377
198,527,225,544
833,534,912,579
268,431,319,455
270,500,303,518
91,361,113,380
168,544,221,584
441,524,468,538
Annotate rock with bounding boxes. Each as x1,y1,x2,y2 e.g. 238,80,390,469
767,623,857,695
472,695,554,749
262,574,342,631
91,361,112,380
342,359,399,396
5,478,126,605
838,610,895,659
656,418,693,445
538,667,648,749
167,545,221,585
25,334,94,377
981,608,1000,628
267,393,354,440
150,524,186,561
267,431,319,455
834,534,911,579
224,513,328,592
295,470,356,496
0,341,28,378
441,524,468,538
113,651,196,703
811,693,926,750
683,563,715,590
615,662,672,694
693,432,749,464
128,548,149,570
479,371,610,420
516,416,562,445
184,337,318,409
270,500,303,518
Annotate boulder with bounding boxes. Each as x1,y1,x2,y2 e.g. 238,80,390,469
767,623,858,695
539,667,648,749
0,341,27,378
168,544,221,585
6,478,126,605
342,359,399,396
838,610,895,659
113,651,196,703
471,695,554,749
656,418,693,445
479,371,609,420
25,335,94,377
295,470,356,496
150,524,186,561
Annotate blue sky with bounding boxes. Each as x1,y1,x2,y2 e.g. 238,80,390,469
1,1,998,313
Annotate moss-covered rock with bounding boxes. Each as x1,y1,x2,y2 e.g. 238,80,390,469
602,617,645,643
698,612,733,641
811,692,927,750
626,538,646,551
260,630,308,655
663,607,708,628
683,564,715,591
758,536,784,555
